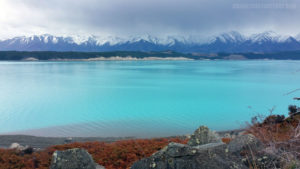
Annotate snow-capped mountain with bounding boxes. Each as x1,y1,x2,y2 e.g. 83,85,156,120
208,31,246,44
1,31,300,53
295,34,300,42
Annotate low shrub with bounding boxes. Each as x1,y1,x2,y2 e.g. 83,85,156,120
247,109,300,168
0,137,188,169
221,137,232,144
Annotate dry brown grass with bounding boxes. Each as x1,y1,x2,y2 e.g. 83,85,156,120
0,137,188,169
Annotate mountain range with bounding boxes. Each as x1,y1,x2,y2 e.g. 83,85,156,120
1,31,300,53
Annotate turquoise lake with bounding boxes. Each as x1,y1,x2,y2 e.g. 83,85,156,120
0,60,299,137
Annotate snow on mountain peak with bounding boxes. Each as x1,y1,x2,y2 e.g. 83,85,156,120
208,31,245,44
249,31,292,43
295,34,300,41
0,31,299,53
3,31,296,47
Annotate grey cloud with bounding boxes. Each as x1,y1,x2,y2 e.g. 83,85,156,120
0,0,299,38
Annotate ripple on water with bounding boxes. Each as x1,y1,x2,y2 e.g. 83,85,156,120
0,60,300,137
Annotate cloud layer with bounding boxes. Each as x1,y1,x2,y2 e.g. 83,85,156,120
0,0,299,39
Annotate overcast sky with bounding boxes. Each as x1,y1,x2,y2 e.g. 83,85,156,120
0,0,299,39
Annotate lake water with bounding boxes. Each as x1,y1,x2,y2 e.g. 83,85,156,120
0,60,299,137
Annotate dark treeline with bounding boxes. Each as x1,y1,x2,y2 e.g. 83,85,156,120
0,51,197,60
218,51,300,60
0,50,300,60
242,51,300,60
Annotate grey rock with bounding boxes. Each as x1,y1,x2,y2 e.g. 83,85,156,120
187,126,221,146
131,140,246,169
194,142,225,150
228,134,263,154
9,142,33,155
50,148,105,169
131,134,279,169
96,164,106,169
153,142,199,158
20,145,34,154
64,137,73,144
218,129,245,138
227,134,281,168
9,142,23,150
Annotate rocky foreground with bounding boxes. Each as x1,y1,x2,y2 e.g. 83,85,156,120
1,104,300,169
48,126,284,169
131,126,277,169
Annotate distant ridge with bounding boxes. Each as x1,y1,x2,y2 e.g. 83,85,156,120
1,31,300,53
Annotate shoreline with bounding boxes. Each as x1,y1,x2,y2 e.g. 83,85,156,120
0,135,134,149
0,128,244,149
1,57,300,62
3,58,299,62
47,56,194,61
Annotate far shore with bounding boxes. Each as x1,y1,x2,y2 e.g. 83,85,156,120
22,56,194,61
2,50,300,61
0,135,134,149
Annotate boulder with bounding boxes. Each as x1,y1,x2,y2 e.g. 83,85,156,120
187,126,221,146
9,142,23,150
227,134,263,154
9,143,33,155
64,137,73,144
131,140,246,169
50,148,105,169
21,145,34,154
131,134,280,169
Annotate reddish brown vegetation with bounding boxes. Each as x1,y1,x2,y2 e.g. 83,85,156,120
247,113,300,167
0,137,188,169
221,137,232,144
247,114,300,143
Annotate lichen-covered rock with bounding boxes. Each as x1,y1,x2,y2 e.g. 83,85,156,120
152,142,199,158
131,140,247,169
131,134,280,169
50,148,105,169
228,134,281,168
228,134,263,154
187,126,221,146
